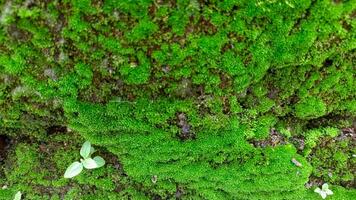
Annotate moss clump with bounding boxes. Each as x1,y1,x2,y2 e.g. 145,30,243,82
309,133,355,188
0,134,146,200
65,99,312,199
295,97,327,119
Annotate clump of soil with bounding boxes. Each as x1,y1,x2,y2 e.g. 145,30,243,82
338,127,355,141
0,135,11,162
46,125,67,135
290,136,305,152
176,113,195,140
250,128,287,148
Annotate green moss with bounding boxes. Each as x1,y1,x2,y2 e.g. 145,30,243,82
309,135,355,186
126,18,158,42
0,135,144,200
168,9,190,36
0,190,14,200
64,100,314,199
295,97,327,119
0,0,355,198
119,51,151,84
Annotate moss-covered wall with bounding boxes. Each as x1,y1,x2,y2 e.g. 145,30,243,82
0,0,355,199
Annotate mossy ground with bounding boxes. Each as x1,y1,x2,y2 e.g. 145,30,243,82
0,0,355,199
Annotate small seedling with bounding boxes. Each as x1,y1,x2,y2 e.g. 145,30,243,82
64,141,105,178
314,183,333,199
13,191,21,200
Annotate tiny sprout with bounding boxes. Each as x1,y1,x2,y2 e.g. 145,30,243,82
314,183,333,199
64,141,105,178
13,191,21,200
151,175,158,184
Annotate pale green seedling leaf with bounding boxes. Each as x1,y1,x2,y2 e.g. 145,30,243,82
80,141,91,159
325,189,333,195
315,184,333,199
320,191,327,199
64,161,83,178
13,191,22,200
322,183,329,190
90,146,95,156
93,156,105,168
314,187,321,193
82,158,99,169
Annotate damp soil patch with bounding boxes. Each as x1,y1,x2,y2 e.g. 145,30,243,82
249,128,287,148
0,135,11,163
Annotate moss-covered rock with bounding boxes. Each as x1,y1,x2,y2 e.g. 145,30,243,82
0,0,355,199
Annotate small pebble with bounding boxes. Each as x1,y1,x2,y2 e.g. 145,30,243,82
162,66,170,73
292,158,302,167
